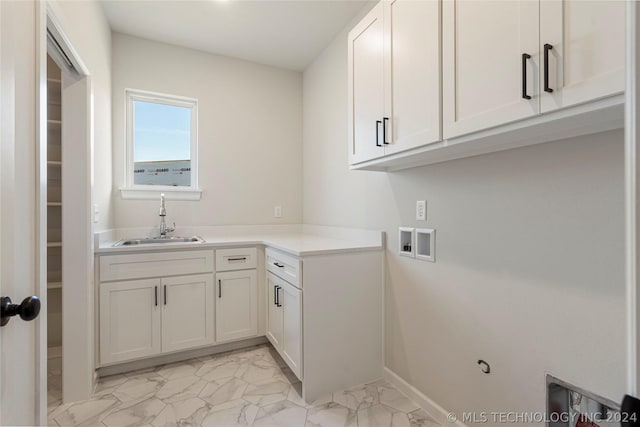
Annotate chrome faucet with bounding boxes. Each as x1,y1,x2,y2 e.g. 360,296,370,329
158,193,175,238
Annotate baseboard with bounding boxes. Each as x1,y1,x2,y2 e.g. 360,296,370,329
383,367,467,427
97,336,268,377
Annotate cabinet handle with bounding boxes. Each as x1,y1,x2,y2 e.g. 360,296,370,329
227,257,247,262
375,120,382,147
154,286,158,307
543,43,553,93
521,53,531,100
218,279,222,298
276,286,282,307
383,117,389,144
274,285,278,305
164,285,167,305
273,262,285,268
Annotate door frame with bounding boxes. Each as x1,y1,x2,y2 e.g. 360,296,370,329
627,0,640,396
36,1,95,418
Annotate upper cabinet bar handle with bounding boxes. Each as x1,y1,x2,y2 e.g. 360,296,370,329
376,120,382,147
544,44,553,93
521,53,532,100
154,286,158,307
218,279,222,298
163,285,167,305
383,117,389,145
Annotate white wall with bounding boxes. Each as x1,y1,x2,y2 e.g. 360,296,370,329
303,23,626,420
111,33,303,228
49,0,112,231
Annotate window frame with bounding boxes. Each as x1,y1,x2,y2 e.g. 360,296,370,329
121,89,201,200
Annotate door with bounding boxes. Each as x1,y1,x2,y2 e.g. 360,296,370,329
280,280,302,380
266,273,283,349
1,0,47,424
348,1,385,164
383,0,441,155
443,0,540,139
161,274,214,352
99,279,161,364
540,0,625,112
215,270,258,343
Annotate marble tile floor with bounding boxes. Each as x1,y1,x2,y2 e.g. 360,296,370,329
47,344,440,427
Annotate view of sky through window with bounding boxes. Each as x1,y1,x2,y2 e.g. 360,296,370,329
133,100,191,162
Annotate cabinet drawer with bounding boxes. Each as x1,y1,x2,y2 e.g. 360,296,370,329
215,247,257,272
266,248,301,288
100,250,214,282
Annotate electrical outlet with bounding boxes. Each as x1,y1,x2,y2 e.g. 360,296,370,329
416,200,426,221
274,206,282,218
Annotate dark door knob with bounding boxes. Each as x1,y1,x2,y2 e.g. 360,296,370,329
0,296,41,326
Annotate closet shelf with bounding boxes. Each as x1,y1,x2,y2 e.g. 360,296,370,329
47,202,62,207
47,242,62,248
48,161,62,166
47,282,62,290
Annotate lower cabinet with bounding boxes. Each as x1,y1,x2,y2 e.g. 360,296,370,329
215,270,258,343
100,274,215,364
266,271,302,380
100,279,161,364
162,274,215,352
266,273,283,348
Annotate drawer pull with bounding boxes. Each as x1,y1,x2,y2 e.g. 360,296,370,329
227,257,247,262
274,262,285,268
383,117,390,145
275,286,282,307
543,43,554,93
522,53,532,100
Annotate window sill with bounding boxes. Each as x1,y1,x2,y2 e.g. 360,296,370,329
120,187,202,201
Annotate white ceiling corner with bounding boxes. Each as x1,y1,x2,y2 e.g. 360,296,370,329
100,0,371,71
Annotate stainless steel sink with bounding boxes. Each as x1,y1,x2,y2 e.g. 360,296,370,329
113,236,205,247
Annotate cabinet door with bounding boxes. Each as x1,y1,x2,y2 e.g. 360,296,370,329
266,273,283,349
161,274,214,353
383,0,441,155
540,0,624,112
348,1,385,164
100,279,161,364
443,0,539,139
215,270,258,343
280,281,303,380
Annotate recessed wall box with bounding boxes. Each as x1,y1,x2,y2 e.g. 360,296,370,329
399,227,415,258
416,228,435,262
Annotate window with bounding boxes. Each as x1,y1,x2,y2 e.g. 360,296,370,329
122,89,200,200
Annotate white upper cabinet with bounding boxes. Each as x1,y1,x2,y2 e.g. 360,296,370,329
351,0,624,171
539,0,625,113
348,2,385,163
384,0,441,155
348,0,441,164
443,0,540,139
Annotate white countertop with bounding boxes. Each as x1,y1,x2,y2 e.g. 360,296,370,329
94,225,384,257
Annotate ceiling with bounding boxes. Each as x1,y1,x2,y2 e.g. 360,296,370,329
101,0,370,71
